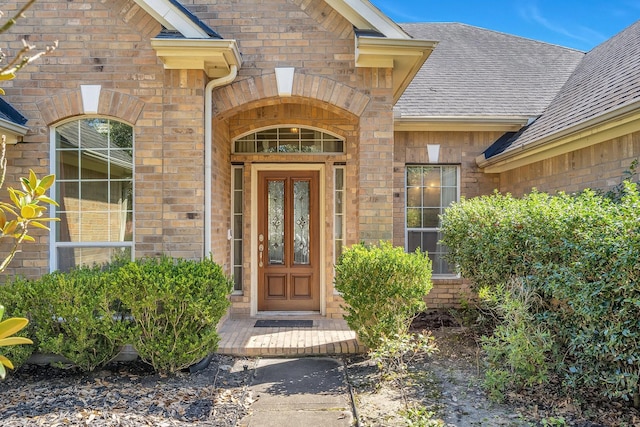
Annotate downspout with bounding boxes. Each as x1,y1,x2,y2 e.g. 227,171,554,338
204,65,238,258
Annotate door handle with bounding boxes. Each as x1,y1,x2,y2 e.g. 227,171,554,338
258,234,264,267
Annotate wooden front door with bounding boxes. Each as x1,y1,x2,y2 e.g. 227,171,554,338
258,170,320,311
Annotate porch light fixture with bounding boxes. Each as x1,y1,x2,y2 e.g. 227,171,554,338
275,67,295,97
427,144,440,163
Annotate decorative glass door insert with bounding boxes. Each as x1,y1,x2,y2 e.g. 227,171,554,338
258,170,320,311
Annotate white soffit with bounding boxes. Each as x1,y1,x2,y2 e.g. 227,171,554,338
134,0,210,38
323,0,410,39
0,121,28,144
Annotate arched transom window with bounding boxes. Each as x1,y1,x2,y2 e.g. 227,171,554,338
234,126,344,154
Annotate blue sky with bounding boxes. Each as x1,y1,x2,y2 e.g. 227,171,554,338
371,0,640,51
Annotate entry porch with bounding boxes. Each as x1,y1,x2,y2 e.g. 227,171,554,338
216,315,364,357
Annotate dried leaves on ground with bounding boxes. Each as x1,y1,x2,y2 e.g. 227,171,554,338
0,355,255,426
345,310,640,427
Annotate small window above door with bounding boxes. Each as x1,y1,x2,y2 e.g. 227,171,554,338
233,126,344,154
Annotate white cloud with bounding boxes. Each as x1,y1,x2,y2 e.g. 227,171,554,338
517,1,605,46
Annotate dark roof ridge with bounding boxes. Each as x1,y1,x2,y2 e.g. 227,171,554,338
0,97,28,127
167,0,222,39
400,22,585,53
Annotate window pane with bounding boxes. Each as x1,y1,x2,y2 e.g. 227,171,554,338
335,168,344,188
54,119,134,271
407,208,421,228
57,151,79,179
234,168,243,189
334,215,343,239
293,180,310,265
405,165,459,275
57,211,80,242
422,208,440,227
234,215,242,233
233,267,243,291
407,231,422,252
57,246,131,273
236,127,343,153
407,187,421,207
268,180,285,264
442,166,457,186
406,167,422,186
442,188,457,207
423,187,440,207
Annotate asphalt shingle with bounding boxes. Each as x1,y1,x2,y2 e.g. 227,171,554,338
501,19,640,155
396,23,584,118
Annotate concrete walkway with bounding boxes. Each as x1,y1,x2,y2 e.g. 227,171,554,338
238,358,354,427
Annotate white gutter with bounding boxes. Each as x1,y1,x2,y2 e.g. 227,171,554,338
204,64,238,258
477,100,640,171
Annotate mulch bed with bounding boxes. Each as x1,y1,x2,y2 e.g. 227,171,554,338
0,355,255,426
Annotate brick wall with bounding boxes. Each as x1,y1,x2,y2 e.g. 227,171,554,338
500,131,640,196
393,130,502,307
0,0,208,277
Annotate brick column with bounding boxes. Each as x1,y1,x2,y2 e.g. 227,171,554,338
357,68,395,243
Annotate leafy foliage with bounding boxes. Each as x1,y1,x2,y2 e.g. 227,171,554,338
28,266,130,372
440,180,640,406
335,241,432,349
0,304,32,378
115,256,233,374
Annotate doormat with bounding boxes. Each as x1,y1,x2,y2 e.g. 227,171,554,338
254,320,313,328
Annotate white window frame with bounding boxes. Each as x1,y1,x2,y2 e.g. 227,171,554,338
231,165,244,294
49,117,134,272
232,125,345,154
404,164,460,277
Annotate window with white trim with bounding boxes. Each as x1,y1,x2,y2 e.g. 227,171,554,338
234,126,344,154
405,165,458,275
334,166,345,263
52,118,133,272
231,165,244,292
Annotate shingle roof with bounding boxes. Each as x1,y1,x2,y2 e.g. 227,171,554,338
395,23,584,118
497,19,640,156
166,0,222,39
0,97,28,127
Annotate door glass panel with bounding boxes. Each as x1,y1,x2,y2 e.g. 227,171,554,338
293,180,310,265
268,180,285,264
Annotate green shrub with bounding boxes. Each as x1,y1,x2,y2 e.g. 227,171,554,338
0,277,36,371
28,266,129,372
334,241,432,349
440,182,640,406
480,280,554,401
114,256,232,373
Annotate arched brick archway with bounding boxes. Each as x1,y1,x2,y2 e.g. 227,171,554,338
36,88,145,125
212,73,370,119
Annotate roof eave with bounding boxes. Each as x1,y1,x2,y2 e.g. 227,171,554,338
394,116,532,132
0,118,29,145
150,38,242,78
355,36,437,103
323,0,411,39
478,102,640,173
134,0,213,38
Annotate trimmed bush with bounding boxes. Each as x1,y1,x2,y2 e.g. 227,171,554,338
28,266,128,372
114,256,232,373
334,241,432,349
